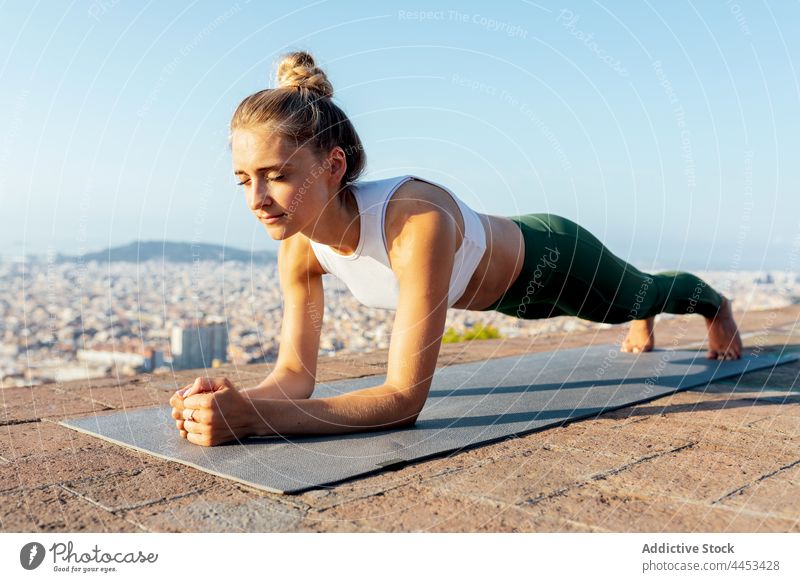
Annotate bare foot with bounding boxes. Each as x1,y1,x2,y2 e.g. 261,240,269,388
621,316,655,353
705,295,743,360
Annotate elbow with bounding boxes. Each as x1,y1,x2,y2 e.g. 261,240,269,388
398,397,425,428
383,396,422,430
377,410,418,432
392,412,420,430
385,383,428,428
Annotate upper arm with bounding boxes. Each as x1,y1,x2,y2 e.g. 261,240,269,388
274,235,326,387
384,196,457,419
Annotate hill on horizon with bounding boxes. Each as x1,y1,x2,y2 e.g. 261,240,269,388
56,241,276,264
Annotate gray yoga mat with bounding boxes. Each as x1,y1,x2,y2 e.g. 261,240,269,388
60,344,797,494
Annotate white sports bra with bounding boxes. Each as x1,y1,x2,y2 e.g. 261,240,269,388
308,174,487,310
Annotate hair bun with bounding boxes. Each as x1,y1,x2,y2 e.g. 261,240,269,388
275,51,334,99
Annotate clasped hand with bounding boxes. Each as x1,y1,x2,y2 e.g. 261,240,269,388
169,376,259,447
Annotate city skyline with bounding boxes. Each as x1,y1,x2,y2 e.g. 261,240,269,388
1,255,797,387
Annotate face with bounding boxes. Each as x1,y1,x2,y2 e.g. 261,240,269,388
231,127,345,239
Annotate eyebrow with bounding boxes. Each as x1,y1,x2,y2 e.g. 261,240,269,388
234,163,294,176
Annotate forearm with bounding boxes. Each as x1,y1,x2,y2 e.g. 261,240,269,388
247,384,418,436
239,368,315,400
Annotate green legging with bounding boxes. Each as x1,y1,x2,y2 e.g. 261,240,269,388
479,214,724,323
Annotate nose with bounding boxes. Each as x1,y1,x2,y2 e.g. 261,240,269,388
246,179,272,213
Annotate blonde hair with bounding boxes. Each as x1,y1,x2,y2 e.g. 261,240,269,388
229,51,366,189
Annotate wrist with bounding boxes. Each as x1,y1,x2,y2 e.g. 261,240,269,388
241,376,315,400
244,397,273,437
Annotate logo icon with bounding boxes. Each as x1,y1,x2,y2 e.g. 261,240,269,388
20,542,46,570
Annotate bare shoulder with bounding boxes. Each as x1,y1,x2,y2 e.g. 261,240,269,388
384,178,462,273
387,177,464,242
278,233,327,280
388,177,444,213
385,178,455,236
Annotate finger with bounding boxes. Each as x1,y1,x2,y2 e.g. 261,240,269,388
174,379,200,400
179,430,188,439
187,417,214,436
175,419,184,430
185,424,211,443
214,376,234,389
186,432,206,446
173,381,193,399
183,416,206,433
177,379,201,399
169,393,184,409
181,377,215,399
188,431,220,447
183,393,212,409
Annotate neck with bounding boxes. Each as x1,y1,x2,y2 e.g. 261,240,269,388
308,185,360,256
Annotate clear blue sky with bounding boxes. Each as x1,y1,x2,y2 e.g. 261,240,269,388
1,0,798,270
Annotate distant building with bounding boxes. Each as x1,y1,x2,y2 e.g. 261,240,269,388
77,344,163,373
754,272,774,285
170,322,228,370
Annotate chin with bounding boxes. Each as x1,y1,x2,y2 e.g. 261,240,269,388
263,224,287,239
262,221,294,240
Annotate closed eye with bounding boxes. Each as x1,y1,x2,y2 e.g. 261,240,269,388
236,175,283,186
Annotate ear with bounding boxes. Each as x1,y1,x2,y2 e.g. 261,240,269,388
324,146,347,185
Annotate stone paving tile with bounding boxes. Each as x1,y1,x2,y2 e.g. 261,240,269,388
300,481,572,532
412,431,695,508
120,481,304,532
0,443,141,494
713,463,800,519
597,388,800,427
146,373,214,392
538,421,694,459
1,386,110,423
593,409,800,453
525,482,799,532
577,433,799,509
0,419,113,462
711,354,800,389
292,429,617,512
59,460,216,513
723,412,800,438
67,385,171,410
0,485,142,532
294,435,543,511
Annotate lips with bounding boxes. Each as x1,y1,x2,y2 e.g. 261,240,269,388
259,213,286,224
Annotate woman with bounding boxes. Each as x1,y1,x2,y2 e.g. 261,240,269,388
170,51,743,447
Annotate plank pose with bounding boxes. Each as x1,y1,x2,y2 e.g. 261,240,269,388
171,51,743,446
